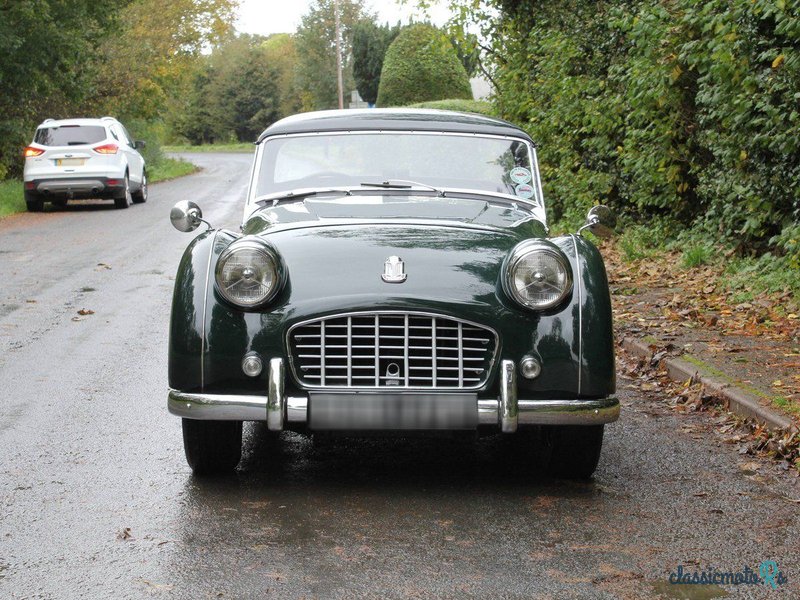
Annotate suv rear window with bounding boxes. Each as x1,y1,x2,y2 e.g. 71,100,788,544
34,125,107,146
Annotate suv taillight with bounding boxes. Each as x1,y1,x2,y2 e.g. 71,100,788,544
23,146,45,158
93,143,119,154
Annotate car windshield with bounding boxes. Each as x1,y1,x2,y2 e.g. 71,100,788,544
255,132,539,203
34,125,107,146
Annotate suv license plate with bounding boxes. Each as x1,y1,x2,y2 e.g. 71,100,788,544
56,158,85,167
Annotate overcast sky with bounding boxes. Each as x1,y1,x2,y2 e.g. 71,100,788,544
236,0,452,36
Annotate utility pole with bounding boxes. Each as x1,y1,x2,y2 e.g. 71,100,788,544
334,0,344,109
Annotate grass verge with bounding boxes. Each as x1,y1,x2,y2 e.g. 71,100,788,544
0,157,197,219
163,143,254,153
149,157,199,182
0,180,24,218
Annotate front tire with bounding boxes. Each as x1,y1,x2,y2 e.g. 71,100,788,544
24,190,44,212
114,173,132,209
545,425,605,479
131,171,147,203
182,419,243,475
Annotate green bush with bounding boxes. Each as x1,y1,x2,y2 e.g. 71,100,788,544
407,99,494,116
377,24,473,107
487,0,800,257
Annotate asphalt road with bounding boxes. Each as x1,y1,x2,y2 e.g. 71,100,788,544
1,153,798,599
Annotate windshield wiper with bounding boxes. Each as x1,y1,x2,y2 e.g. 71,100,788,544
360,180,444,196
254,188,351,206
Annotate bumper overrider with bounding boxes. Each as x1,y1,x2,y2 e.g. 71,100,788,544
168,359,620,431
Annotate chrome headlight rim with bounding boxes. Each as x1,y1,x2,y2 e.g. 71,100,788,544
503,240,573,311
214,237,284,309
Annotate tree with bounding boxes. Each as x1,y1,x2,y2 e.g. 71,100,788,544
352,21,401,105
0,0,126,178
450,32,480,77
295,0,374,111
212,36,281,141
173,35,282,144
261,34,304,118
376,24,472,107
90,0,237,121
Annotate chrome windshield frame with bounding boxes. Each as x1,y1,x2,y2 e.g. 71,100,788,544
245,130,545,224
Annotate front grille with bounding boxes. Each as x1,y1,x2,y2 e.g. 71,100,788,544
289,312,497,389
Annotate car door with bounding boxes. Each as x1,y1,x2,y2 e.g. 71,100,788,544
116,124,145,185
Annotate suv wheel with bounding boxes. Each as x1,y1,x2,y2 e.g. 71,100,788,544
24,190,44,212
132,171,147,204
114,173,132,209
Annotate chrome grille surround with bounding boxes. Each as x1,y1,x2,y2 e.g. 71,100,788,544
287,312,498,390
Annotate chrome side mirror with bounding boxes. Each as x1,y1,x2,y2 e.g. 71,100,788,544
579,205,616,238
170,200,206,232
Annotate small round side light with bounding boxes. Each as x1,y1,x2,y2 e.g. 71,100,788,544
520,357,542,380
242,353,263,378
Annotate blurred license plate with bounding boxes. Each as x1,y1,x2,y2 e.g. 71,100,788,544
309,393,478,430
56,158,85,166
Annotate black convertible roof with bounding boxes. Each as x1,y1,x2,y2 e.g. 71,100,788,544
256,108,534,144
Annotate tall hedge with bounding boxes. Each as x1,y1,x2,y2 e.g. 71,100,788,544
377,24,473,107
490,0,800,260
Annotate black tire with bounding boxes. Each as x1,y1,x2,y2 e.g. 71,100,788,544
24,190,44,212
114,173,132,209
131,171,147,204
182,418,243,475
545,424,605,480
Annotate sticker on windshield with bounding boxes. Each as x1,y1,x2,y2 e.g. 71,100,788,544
514,183,534,199
510,167,532,184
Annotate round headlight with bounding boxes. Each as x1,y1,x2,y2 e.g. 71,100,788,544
215,238,282,308
504,241,572,310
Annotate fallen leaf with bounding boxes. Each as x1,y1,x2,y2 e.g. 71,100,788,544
77,309,94,316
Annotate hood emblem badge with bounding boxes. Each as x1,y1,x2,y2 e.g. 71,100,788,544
382,256,407,283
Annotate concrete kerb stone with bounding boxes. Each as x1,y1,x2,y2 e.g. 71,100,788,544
620,335,796,432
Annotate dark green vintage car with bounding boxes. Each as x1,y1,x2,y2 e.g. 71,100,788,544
168,109,619,477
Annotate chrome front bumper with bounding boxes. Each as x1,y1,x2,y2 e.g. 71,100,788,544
168,359,620,431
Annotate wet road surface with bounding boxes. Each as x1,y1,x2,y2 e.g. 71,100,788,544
1,153,798,599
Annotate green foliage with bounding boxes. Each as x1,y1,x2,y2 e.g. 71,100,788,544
377,24,473,107
0,0,237,181
0,180,25,218
449,32,481,77
90,0,236,121
352,21,401,105
295,0,373,110
0,0,125,178
771,223,800,269
724,253,800,302
476,0,800,259
407,99,494,115
148,158,198,183
261,34,304,118
172,35,281,144
162,143,253,153
681,244,714,269
617,225,662,263
211,37,280,141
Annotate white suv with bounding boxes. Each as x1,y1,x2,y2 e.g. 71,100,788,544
22,117,147,212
